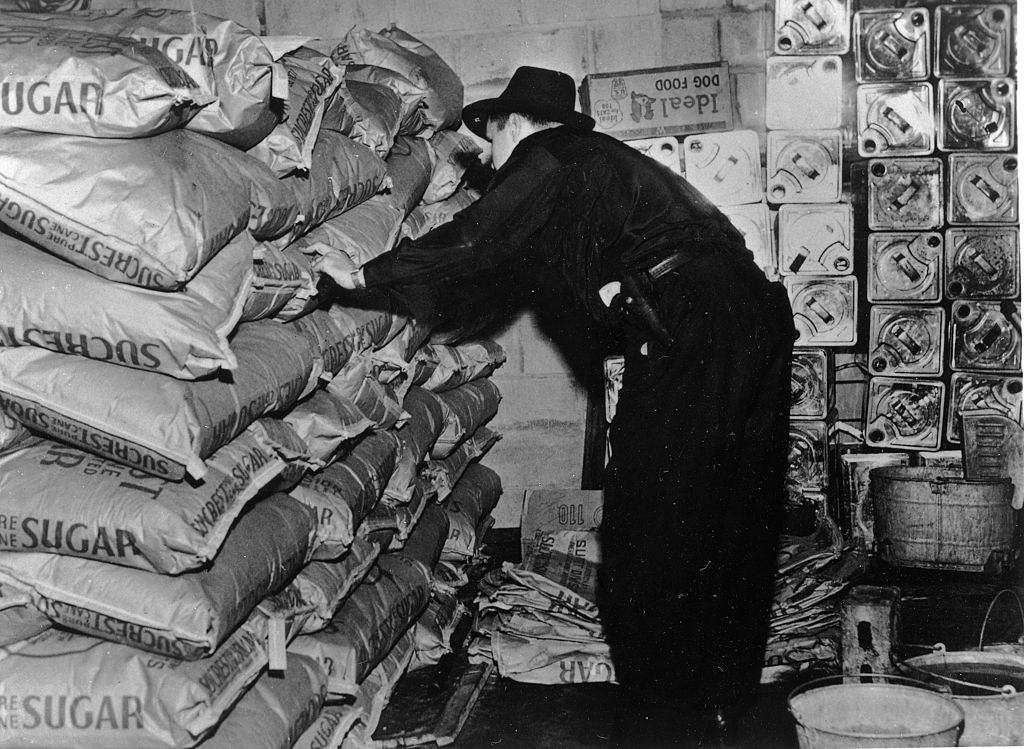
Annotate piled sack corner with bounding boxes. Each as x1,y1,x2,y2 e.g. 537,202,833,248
0,11,502,749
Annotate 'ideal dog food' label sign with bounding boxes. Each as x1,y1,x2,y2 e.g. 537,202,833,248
579,62,733,140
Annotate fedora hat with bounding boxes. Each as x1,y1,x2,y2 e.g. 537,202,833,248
462,66,595,138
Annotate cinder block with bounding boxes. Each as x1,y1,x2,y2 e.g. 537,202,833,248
515,312,583,376
493,311,528,375
733,69,766,132
415,33,462,76
489,373,590,423
841,585,901,675
661,15,719,64
393,0,523,34
265,0,396,36
523,0,654,25
588,14,664,73
459,26,589,87
661,0,729,11
485,422,588,527
140,0,262,30
719,10,769,67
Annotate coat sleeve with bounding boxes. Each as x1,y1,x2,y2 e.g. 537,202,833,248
361,143,564,288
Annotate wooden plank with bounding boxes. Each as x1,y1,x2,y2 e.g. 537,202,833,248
433,661,492,746
374,659,492,748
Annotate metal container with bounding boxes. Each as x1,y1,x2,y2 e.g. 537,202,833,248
788,674,964,748
900,589,1024,747
857,83,934,157
779,204,853,275
865,377,945,451
871,465,1017,573
934,4,1013,77
867,158,943,231
768,130,843,203
854,8,930,82
944,226,1020,300
868,305,945,376
867,231,943,303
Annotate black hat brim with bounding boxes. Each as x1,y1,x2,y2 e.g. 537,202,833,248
462,97,595,139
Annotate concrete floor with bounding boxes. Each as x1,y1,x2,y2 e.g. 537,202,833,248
450,675,801,749
384,530,1024,749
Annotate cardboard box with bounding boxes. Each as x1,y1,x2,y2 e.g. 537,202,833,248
579,62,733,141
520,487,604,561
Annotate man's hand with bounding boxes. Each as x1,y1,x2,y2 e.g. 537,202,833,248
314,250,365,290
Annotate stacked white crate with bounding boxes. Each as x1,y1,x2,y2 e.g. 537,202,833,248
765,6,852,514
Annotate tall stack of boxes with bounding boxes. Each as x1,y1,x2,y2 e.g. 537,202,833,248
763,8,852,513
856,5,1020,463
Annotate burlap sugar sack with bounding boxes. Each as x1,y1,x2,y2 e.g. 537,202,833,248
248,417,312,495
247,46,344,177
431,378,502,459
0,319,319,480
0,21,208,138
271,246,319,322
0,495,316,660
293,705,361,749
395,501,449,569
0,128,262,289
440,463,503,562
408,583,464,671
0,609,274,748
325,356,407,432
0,586,51,647
283,388,376,469
290,193,404,267
289,430,401,559
294,535,383,635
409,339,507,392
423,130,482,204
0,413,29,456
0,430,285,574
324,296,408,361
0,230,253,379
490,629,615,685
401,183,480,240
342,27,462,134
196,653,326,749
334,631,416,749
383,386,445,503
429,430,498,495
1,9,277,148
270,130,389,250
321,75,403,156
288,552,430,695
522,530,602,605
292,632,414,749
383,134,435,217
246,170,309,246
365,478,433,547
241,241,318,323
343,63,427,137
289,309,358,379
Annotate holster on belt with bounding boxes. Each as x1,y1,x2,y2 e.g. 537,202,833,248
617,272,674,349
605,251,693,350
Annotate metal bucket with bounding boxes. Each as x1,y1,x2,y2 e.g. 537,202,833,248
900,590,1024,747
788,674,964,748
871,465,1017,573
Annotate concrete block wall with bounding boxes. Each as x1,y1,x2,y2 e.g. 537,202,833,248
254,0,774,526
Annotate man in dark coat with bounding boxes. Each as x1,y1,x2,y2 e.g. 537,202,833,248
320,66,796,748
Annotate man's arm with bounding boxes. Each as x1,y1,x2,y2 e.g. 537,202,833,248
320,142,565,290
